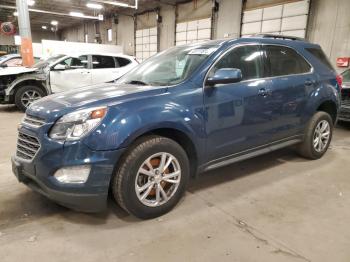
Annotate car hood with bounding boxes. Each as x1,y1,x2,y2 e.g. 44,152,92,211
0,66,37,76
28,82,166,121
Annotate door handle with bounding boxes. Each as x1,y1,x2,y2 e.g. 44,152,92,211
258,88,268,97
81,71,91,74
304,79,315,87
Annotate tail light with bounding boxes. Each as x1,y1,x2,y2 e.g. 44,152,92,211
336,74,343,91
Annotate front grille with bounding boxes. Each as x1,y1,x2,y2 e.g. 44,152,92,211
16,132,41,161
22,114,46,128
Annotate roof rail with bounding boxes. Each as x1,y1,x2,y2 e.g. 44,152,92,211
252,34,307,42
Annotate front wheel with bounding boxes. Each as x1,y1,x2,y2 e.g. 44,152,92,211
14,85,45,112
297,111,333,159
112,136,190,219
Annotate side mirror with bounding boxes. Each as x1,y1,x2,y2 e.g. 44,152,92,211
206,68,242,86
53,64,67,71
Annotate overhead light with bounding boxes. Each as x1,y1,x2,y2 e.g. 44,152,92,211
86,3,103,9
102,1,130,8
70,11,84,17
51,20,58,26
27,0,35,6
13,11,18,16
42,25,47,30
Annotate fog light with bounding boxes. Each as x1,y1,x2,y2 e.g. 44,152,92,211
53,165,91,184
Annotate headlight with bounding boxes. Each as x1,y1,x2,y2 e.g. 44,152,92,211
49,107,107,141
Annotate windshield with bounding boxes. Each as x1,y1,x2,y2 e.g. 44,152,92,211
342,69,350,82
118,44,219,86
31,54,66,69
0,55,17,63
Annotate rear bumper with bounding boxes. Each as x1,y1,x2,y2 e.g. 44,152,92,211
338,105,350,121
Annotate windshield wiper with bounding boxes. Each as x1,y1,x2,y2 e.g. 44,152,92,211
126,80,149,86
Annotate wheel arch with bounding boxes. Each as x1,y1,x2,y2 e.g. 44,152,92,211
316,100,338,124
114,126,199,178
11,79,48,96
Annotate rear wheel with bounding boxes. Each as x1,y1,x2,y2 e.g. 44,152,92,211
112,136,190,219
297,111,333,159
14,85,45,112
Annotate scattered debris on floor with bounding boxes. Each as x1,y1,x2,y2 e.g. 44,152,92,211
27,235,37,242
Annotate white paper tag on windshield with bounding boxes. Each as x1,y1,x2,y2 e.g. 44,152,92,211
188,47,218,55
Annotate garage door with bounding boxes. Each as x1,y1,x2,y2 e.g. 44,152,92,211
135,27,158,62
176,18,211,46
241,0,310,38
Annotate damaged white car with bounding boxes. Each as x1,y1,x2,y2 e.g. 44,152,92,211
0,53,138,111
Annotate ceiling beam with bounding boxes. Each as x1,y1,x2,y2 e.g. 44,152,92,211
0,4,101,20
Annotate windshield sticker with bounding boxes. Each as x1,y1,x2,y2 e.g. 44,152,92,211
188,47,218,55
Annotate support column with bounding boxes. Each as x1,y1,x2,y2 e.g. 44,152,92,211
16,0,34,66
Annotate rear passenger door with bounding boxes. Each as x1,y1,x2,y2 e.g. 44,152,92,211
263,45,314,141
91,55,118,84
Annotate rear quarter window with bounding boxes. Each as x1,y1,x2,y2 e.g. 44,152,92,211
305,48,334,71
116,57,131,67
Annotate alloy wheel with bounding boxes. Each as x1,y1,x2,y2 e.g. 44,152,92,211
135,152,181,207
313,120,330,152
21,90,42,108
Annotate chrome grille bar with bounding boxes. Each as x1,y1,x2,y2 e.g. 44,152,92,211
16,132,41,161
22,114,46,128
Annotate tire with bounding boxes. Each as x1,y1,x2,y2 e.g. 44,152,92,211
112,136,190,219
14,85,45,112
297,111,333,159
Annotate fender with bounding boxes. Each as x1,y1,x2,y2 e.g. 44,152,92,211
301,78,340,126
82,94,206,160
5,72,50,97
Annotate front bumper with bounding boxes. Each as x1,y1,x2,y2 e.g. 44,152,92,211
12,124,125,212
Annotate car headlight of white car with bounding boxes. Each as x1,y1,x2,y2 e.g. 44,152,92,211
49,107,107,141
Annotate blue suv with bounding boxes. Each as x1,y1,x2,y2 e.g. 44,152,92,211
12,35,341,219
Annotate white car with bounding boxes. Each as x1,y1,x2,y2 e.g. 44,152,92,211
0,53,138,111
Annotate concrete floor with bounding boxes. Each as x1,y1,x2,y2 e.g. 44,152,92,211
0,105,350,262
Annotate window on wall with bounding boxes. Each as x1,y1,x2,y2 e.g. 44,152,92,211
176,18,211,46
241,0,310,38
135,27,158,62
107,29,112,42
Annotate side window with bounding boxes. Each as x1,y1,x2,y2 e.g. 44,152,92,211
92,55,116,69
265,46,311,76
209,45,263,81
306,48,334,71
58,55,88,69
116,57,131,67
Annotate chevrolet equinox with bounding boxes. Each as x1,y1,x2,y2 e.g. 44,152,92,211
12,35,342,219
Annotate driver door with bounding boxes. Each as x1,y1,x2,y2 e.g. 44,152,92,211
204,44,274,161
50,55,91,93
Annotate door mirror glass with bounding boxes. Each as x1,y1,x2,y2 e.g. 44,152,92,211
206,68,242,86
53,64,67,71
